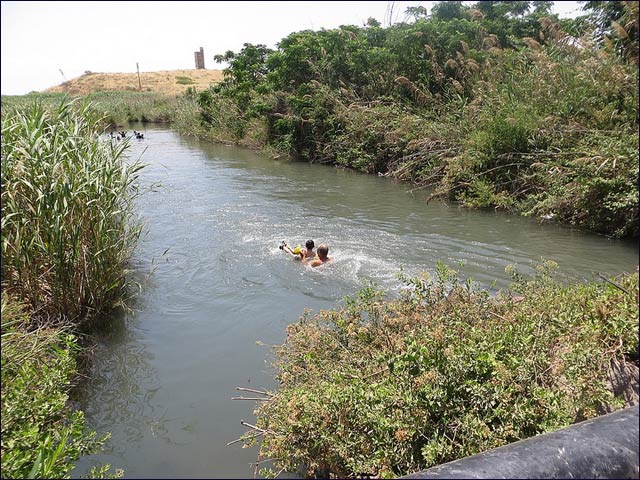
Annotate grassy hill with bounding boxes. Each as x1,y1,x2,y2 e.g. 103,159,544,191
45,69,223,96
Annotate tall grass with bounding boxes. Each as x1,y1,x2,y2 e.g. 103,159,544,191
2,91,178,126
87,91,178,125
1,99,143,325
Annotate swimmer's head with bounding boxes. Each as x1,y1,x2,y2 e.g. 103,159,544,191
317,244,329,259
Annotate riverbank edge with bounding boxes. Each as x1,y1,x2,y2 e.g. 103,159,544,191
3,91,636,240
174,113,636,242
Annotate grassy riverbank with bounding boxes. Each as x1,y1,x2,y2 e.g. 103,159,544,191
1,100,142,477
1,91,184,127
176,1,638,239
247,263,639,478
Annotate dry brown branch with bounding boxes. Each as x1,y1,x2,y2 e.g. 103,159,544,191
362,367,390,379
241,420,275,435
236,387,274,397
227,431,265,446
232,397,272,401
597,274,631,295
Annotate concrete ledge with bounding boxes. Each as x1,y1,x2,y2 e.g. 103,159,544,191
402,406,639,479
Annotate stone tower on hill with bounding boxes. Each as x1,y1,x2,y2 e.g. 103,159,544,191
194,47,205,69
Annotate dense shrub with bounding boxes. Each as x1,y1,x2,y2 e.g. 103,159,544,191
245,263,638,478
187,2,637,238
0,294,122,478
1,100,143,477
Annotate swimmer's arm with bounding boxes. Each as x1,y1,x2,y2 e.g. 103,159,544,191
283,245,304,260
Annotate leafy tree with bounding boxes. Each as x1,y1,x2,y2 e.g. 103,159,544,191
192,0,638,238
532,1,553,14
366,17,381,27
213,43,272,111
405,5,429,21
431,1,466,21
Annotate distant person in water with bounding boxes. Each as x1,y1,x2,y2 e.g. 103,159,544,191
280,239,315,261
301,239,315,260
306,243,332,267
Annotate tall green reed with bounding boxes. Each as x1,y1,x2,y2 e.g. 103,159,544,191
1,99,144,325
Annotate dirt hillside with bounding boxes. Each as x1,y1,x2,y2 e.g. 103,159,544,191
45,69,224,96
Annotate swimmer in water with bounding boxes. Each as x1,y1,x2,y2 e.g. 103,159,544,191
306,243,332,267
280,239,315,261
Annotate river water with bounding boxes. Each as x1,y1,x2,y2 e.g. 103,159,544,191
72,127,638,478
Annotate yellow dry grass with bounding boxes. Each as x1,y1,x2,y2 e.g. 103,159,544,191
45,69,224,96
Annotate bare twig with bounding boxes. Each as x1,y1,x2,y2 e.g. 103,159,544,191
496,150,589,158
489,311,509,322
232,396,272,401
603,338,624,357
227,431,265,446
241,420,274,435
363,366,390,380
597,273,631,295
236,387,274,397
250,458,282,467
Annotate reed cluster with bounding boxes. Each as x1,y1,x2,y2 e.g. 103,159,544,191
2,91,178,127
1,99,143,326
1,98,140,477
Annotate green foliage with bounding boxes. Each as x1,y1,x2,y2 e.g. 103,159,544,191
2,91,179,125
1,98,140,478
1,99,144,325
174,3,637,237
1,294,112,478
249,264,638,478
175,76,195,85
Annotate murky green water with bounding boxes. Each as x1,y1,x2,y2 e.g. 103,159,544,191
72,127,638,478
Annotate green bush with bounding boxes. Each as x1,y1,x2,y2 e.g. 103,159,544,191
247,263,638,478
0,294,114,478
192,4,637,238
175,76,195,85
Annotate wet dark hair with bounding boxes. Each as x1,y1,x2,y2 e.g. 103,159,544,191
305,239,315,250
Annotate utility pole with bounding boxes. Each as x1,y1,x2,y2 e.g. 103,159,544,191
137,62,141,91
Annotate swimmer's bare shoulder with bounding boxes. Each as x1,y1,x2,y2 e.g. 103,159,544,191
307,243,332,267
307,256,332,268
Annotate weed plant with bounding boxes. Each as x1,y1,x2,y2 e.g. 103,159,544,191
1,99,141,477
247,262,639,478
0,294,122,478
2,91,178,126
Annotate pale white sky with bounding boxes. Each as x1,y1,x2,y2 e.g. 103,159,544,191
1,1,583,95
